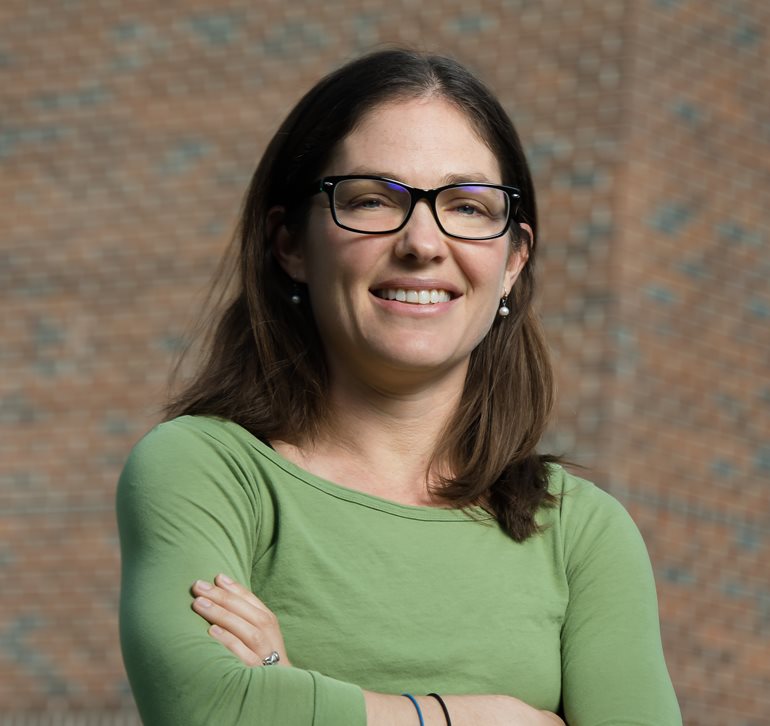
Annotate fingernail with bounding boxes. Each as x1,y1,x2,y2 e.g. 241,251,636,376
195,580,213,591
195,597,212,608
218,574,234,585
210,625,223,636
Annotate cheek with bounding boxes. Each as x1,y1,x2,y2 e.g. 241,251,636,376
300,221,344,284
305,224,383,288
464,245,511,293
303,244,377,317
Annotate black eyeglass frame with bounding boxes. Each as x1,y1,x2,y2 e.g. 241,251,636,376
309,175,522,241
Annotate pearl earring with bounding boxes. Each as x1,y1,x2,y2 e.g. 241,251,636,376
290,282,302,305
498,292,510,317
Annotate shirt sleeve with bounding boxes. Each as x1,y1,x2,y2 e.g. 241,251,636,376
116,417,366,726
557,474,682,726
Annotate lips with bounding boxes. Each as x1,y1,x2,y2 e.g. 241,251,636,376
372,288,453,305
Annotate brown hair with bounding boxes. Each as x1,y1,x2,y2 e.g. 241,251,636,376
166,48,559,542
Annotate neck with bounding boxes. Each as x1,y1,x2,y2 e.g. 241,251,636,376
275,362,468,506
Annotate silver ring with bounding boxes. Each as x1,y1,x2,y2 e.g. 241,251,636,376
262,650,280,666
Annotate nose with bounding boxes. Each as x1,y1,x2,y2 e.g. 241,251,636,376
393,199,448,262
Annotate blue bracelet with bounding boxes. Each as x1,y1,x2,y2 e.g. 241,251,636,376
402,693,425,726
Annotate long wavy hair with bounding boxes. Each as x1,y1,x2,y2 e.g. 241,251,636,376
165,48,559,542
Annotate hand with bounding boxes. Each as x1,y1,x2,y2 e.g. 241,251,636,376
190,574,292,668
539,713,566,725
364,693,565,726
443,696,566,726
440,695,565,726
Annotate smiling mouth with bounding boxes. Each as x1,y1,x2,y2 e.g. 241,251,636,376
371,288,454,305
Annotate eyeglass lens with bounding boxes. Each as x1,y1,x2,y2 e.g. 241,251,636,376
332,179,510,238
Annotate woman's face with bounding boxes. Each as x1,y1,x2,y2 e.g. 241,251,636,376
276,96,530,390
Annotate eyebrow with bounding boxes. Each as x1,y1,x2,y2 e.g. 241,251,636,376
346,168,498,186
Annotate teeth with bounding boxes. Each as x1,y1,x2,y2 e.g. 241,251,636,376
376,288,452,305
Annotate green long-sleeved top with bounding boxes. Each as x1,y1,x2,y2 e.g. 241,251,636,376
117,415,682,725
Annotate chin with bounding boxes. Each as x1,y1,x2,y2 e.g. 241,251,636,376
374,346,469,377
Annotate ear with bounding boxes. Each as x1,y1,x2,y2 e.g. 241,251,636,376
269,206,307,282
503,222,531,293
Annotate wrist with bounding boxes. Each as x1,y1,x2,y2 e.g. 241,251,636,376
361,691,444,726
407,694,443,725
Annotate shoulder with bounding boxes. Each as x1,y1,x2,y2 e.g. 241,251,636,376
543,464,650,572
116,416,298,577
546,463,631,522
117,415,270,514
547,467,682,724
126,414,249,458
121,415,271,479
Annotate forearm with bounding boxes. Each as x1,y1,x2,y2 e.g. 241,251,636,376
189,581,561,726
364,691,563,726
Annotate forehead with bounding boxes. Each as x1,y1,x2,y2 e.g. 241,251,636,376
327,96,503,185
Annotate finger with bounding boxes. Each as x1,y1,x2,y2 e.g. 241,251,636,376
214,574,272,612
191,596,277,659
191,580,275,628
208,624,263,667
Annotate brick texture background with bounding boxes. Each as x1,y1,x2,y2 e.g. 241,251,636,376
1,0,768,724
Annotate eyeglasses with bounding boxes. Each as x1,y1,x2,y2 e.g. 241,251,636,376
309,175,521,241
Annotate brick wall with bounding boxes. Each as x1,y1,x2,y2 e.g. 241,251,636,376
1,0,767,723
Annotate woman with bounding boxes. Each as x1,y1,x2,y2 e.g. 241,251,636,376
117,49,682,725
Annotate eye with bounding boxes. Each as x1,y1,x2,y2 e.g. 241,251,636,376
445,199,493,218
356,196,386,209
452,202,488,217
439,185,507,223
346,194,397,211
334,178,411,216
